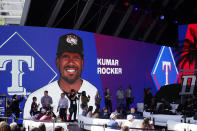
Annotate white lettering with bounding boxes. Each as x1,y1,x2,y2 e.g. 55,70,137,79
162,61,171,85
0,55,34,95
97,58,119,66
97,67,122,74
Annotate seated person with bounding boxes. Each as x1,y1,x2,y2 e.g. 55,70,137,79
100,107,110,119
40,110,54,121
81,105,88,116
157,98,172,114
108,112,122,129
141,117,154,130
145,97,157,113
128,108,142,119
87,106,93,117
115,107,124,119
124,115,139,129
32,108,46,120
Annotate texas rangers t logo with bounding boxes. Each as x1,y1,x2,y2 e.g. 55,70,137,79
0,55,34,95
151,46,179,90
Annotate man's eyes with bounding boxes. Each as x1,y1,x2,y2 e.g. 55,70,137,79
62,55,80,60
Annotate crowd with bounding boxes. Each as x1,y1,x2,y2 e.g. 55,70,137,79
0,121,66,131
6,85,197,130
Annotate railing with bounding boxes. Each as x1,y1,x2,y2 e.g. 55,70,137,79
0,116,173,131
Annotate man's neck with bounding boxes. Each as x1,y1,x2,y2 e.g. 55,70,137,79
58,78,83,93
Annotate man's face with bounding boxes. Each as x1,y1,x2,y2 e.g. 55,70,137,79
56,52,84,84
44,92,48,97
61,93,65,98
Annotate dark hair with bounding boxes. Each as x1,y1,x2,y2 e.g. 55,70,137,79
44,91,48,93
121,126,129,131
88,106,93,112
142,118,152,129
71,89,75,92
82,91,86,96
33,97,37,101
38,123,46,131
12,94,17,99
30,127,40,131
0,121,11,131
55,126,63,131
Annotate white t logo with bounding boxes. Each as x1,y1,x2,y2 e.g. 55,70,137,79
162,61,171,85
0,55,34,95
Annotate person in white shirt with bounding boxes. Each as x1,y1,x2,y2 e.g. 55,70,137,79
57,93,69,121
124,115,138,131
23,33,97,119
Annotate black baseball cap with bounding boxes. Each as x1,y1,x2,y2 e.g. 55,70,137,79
56,33,84,57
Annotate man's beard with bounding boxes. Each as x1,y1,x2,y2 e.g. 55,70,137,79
61,73,80,84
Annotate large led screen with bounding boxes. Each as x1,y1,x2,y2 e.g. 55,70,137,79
0,26,178,120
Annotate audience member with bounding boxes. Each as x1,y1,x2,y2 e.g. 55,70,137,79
121,126,130,131
0,121,11,131
41,91,53,110
30,127,40,131
141,118,154,130
129,108,141,119
38,123,46,131
100,107,110,119
30,97,40,116
95,91,102,113
146,97,156,113
108,112,122,129
82,105,88,116
10,122,19,131
124,115,139,130
87,106,93,117
116,86,124,110
115,107,124,119
93,112,100,118
57,93,69,121
105,88,112,113
157,98,172,114
125,85,133,111
55,126,64,131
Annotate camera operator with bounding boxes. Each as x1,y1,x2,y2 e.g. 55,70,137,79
68,89,79,122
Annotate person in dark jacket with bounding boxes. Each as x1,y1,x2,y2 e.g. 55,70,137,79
9,94,24,123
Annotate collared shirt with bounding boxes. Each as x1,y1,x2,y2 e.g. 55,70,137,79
41,96,53,107
58,97,68,109
116,90,124,99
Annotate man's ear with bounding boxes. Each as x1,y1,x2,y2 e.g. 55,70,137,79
56,57,60,69
82,58,84,69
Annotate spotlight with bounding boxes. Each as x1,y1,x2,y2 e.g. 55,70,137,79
134,7,138,11
160,15,164,20
174,20,178,24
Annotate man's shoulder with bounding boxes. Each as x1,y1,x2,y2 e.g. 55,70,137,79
29,80,58,97
81,79,97,91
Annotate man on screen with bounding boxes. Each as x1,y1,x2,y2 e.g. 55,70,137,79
23,33,98,119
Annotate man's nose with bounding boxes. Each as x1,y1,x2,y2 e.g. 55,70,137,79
67,58,75,66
